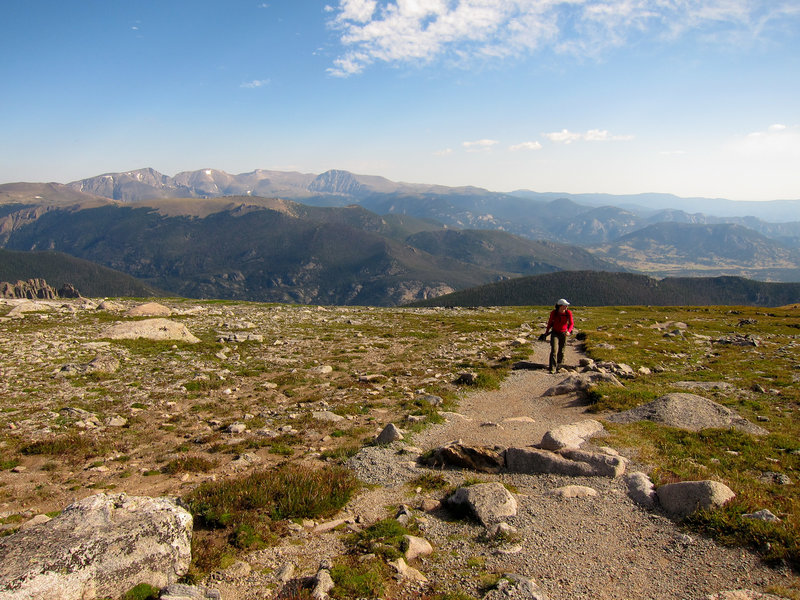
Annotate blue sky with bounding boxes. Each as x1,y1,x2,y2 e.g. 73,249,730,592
2,0,799,201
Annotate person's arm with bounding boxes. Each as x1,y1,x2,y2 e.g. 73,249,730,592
567,310,574,333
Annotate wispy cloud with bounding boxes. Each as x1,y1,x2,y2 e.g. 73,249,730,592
543,128,634,143
463,139,499,152
326,0,797,76
730,123,800,156
240,79,271,89
434,148,454,156
509,141,543,151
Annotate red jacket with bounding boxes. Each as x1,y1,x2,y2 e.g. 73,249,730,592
547,309,574,334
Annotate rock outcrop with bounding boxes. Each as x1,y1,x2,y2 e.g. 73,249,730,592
0,493,192,600
0,278,80,299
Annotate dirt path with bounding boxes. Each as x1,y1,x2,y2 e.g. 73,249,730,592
413,337,593,450
233,338,797,600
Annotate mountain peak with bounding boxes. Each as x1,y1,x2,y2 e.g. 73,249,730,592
308,170,366,196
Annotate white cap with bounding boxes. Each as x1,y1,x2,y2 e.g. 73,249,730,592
556,298,570,306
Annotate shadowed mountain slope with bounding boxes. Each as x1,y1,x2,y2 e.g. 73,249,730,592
408,270,800,308
0,249,164,298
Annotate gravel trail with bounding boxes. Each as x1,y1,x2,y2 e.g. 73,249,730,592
346,338,796,599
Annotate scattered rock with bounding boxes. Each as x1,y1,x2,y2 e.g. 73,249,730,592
484,573,550,600
0,493,192,600
759,472,792,486
625,471,657,509
312,410,346,423
705,591,784,600
97,300,125,312
375,423,404,445
542,372,623,396
657,480,736,518
388,557,427,582
539,419,604,451
85,355,120,374
404,534,433,561
311,563,335,600
549,485,598,499
673,381,735,392
104,415,128,428
742,509,780,523
448,482,517,526
160,583,221,599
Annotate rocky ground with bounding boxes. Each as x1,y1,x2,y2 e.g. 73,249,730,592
1,297,798,599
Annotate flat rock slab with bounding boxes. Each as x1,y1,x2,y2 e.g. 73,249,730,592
125,302,172,317
607,393,767,435
103,318,200,343
505,447,626,478
0,493,192,600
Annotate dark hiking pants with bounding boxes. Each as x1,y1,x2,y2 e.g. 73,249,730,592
549,331,567,371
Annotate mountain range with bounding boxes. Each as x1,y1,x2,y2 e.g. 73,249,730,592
1,167,799,305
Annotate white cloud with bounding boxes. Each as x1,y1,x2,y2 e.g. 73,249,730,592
731,123,800,156
434,148,454,156
326,0,798,76
509,141,543,151
543,128,633,143
462,139,499,152
240,79,271,89
543,129,583,144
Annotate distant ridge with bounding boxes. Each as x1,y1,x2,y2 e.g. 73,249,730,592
407,271,800,307
0,249,165,298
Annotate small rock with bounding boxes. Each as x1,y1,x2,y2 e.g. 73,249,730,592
375,423,404,445
404,534,433,561
742,509,780,523
549,485,598,499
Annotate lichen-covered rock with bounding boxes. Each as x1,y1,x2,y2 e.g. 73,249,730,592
0,493,192,600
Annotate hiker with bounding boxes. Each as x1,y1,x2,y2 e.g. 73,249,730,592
540,298,574,373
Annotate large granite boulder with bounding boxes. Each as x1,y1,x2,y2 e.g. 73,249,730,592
0,493,192,600
656,480,736,518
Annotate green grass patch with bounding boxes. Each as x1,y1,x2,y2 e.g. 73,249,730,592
185,463,359,529
344,518,410,561
330,558,388,599
19,433,119,460
162,455,217,474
